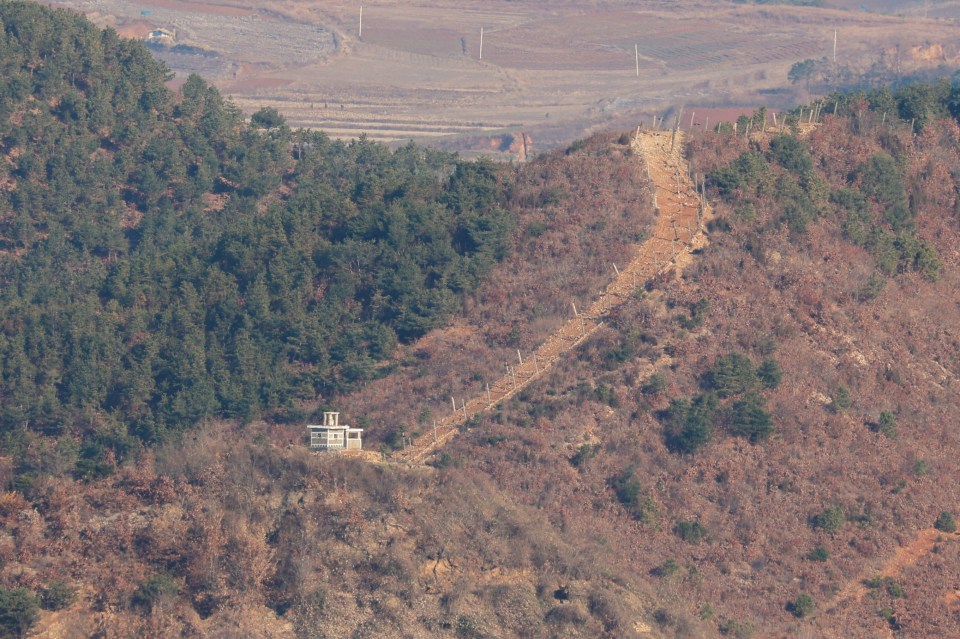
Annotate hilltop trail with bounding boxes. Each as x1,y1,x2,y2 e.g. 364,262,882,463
825,526,960,637
393,129,710,465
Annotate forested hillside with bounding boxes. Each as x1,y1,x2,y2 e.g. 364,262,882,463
0,2,515,464
3,3,960,639
0,6,662,638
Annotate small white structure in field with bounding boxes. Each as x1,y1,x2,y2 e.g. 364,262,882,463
308,412,362,451
145,28,175,43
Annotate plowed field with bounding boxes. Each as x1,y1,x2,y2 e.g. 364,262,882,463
55,0,960,151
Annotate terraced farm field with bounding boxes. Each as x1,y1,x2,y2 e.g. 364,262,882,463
54,0,960,151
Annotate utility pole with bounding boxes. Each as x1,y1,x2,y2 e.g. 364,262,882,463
833,29,836,64
479,27,483,60
635,43,639,77
573,301,585,336
359,6,363,39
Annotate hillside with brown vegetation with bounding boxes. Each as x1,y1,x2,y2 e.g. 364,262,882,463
11,430,668,638
0,5,671,637
340,92,960,637
12,99,960,638
4,131,674,638
392,127,707,464
5,5,960,636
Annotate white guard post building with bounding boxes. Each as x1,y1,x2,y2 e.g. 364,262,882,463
308,412,363,451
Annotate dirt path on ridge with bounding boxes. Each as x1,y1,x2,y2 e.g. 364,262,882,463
392,128,709,465
824,526,960,637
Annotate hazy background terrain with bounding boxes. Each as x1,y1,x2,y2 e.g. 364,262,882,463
52,0,960,153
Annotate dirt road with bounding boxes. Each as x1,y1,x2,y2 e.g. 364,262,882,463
396,128,708,464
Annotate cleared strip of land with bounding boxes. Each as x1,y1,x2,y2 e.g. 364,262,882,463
395,128,709,464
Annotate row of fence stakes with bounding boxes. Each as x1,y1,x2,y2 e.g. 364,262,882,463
405,127,709,461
